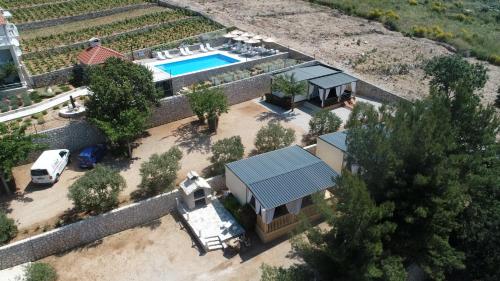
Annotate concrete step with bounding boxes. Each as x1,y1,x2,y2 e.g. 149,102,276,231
207,244,223,251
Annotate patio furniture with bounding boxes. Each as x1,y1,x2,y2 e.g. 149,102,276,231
162,50,174,59
156,51,166,60
179,47,188,56
200,44,209,52
185,46,194,55
206,43,215,51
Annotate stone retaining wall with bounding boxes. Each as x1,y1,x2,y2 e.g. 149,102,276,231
0,190,179,270
36,121,107,152
356,80,409,104
29,67,74,89
16,3,154,31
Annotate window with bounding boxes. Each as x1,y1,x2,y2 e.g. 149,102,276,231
59,151,68,158
193,189,205,200
31,169,48,176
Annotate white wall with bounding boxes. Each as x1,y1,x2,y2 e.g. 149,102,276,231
225,167,248,206
316,138,345,175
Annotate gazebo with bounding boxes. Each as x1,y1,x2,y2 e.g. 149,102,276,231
308,72,358,107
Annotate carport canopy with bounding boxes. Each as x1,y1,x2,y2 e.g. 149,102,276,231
309,73,358,89
274,65,340,82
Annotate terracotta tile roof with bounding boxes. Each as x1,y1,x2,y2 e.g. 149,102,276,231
77,45,125,65
0,15,6,26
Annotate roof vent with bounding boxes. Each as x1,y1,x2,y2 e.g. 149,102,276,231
88,37,101,48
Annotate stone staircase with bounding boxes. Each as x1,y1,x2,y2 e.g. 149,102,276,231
203,235,225,251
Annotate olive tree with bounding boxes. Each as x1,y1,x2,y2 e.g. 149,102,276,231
308,109,342,140
255,122,295,153
210,136,244,175
0,211,17,245
139,147,182,195
187,87,229,132
25,263,57,281
272,73,307,111
68,165,126,214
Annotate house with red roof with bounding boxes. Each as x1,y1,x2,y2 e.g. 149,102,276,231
77,38,126,66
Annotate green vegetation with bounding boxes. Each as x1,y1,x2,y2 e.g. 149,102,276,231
10,0,147,24
187,86,229,132
68,165,126,214
139,147,182,195
21,9,193,53
25,262,57,281
309,0,500,65
261,56,499,281
255,122,295,154
24,17,222,75
0,122,45,194
272,73,307,111
210,136,245,175
221,194,256,231
86,58,159,157
0,211,17,245
305,109,342,144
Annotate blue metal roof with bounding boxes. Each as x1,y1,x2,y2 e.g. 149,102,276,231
226,145,338,209
318,130,348,152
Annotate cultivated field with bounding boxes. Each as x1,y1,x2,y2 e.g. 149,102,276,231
11,0,224,75
308,0,500,65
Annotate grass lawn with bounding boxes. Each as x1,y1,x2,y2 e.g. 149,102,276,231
308,0,500,65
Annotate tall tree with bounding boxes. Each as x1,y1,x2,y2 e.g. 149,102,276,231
0,122,44,194
86,57,159,157
272,73,307,111
187,86,229,132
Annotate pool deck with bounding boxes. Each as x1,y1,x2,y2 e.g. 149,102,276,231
136,49,259,82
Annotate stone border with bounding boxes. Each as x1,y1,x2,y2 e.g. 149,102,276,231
0,189,180,270
15,3,155,31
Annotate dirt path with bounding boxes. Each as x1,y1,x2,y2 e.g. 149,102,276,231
167,0,499,104
4,101,305,232
43,215,299,281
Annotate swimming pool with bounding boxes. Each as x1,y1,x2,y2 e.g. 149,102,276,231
156,54,240,76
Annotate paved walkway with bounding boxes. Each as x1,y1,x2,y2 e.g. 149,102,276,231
0,87,89,123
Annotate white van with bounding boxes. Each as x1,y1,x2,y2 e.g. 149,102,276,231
30,149,70,185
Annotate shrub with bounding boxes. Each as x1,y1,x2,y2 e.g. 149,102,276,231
367,8,384,20
37,117,45,125
68,165,126,214
10,102,18,110
32,113,43,120
255,121,295,153
25,262,57,281
431,1,447,13
30,91,42,103
308,110,342,138
221,194,256,231
385,10,400,21
62,101,68,107
22,93,32,106
0,212,17,245
59,84,71,92
408,0,418,5
139,147,182,195
0,101,9,112
210,136,244,175
41,110,48,115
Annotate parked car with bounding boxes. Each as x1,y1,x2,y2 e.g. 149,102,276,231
30,149,70,185
78,144,106,168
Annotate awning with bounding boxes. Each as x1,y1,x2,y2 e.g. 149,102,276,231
309,73,358,89
274,65,340,82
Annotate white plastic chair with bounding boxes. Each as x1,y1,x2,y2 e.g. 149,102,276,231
179,48,188,56
200,44,208,53
185,46,194,55
163,50,174,59
206,43,215,51
156,51,166,60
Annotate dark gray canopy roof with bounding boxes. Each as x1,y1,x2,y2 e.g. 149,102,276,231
226,145,338,209
275,65,340,82
309,73,358,89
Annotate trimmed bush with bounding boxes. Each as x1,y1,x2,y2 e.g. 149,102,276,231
22,93,32,106
255,121,295,154
139,147,182,195
0,101,9,112
0,211,17,245
25,262,57,281
309,110,342,138
30,91,42,103
68,165,126,214
210,136,244,175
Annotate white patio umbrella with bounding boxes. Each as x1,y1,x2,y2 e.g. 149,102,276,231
223,33,237,38
263,37,276,43
230,30,243,35
252,35,264,40
233,36,249,41
244,38,261,44
241,32,255,38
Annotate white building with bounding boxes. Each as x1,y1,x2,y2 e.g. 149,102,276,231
0,8,26,91
179,171,213,210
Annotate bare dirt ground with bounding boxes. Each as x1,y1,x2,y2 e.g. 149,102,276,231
3,101,305,233
42,214,299,281
168,0,499,105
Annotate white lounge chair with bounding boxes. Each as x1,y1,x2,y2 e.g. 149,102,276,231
179,48,188,56
199,44,208,53
156,51,166,60
206,43,215,51
162,50,174,59
185,46,194,55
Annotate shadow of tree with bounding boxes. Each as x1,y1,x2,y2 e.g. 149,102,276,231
172,121,212,154
138,219,162,230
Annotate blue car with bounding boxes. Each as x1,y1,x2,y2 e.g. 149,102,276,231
78,144,106,168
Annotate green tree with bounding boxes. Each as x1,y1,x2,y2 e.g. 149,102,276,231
187,87,229,132
260,264,312,281
86,57,159,157
210,136,244,175
0,63,19,86
0,122,45,194
0,211,17,245
255,121,295,153
308,109,342,138
25,262,57,281
68,165,125,214
272,73,307,111
139,147,182,195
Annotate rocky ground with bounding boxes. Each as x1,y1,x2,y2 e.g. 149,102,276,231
169,0,499,104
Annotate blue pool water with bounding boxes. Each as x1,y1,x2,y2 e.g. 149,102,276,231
156,54,240,76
